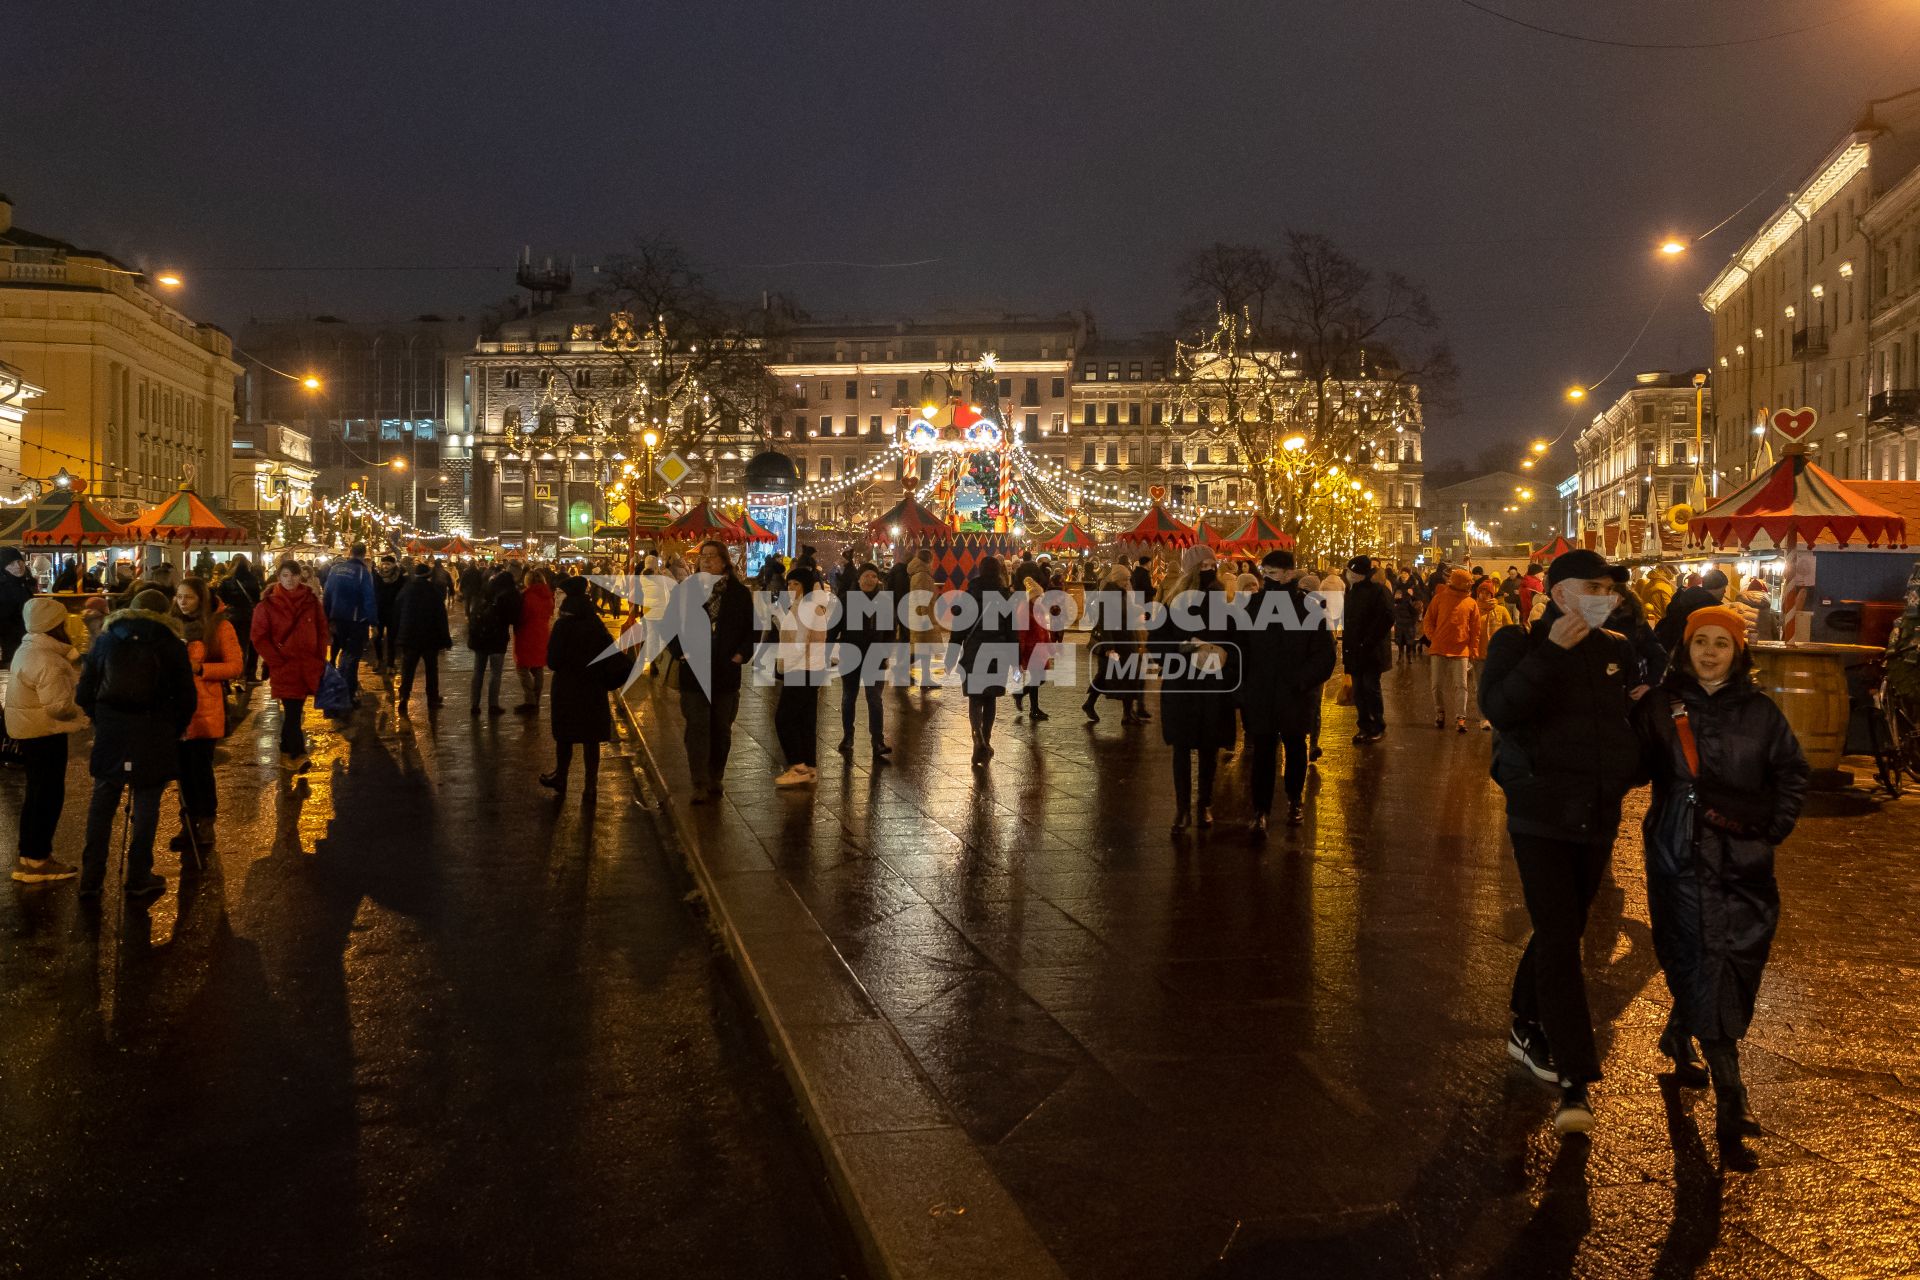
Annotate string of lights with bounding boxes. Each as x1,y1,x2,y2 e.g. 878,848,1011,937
1451,0,1893,51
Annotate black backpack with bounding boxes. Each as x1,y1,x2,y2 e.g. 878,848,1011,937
97,629,165,711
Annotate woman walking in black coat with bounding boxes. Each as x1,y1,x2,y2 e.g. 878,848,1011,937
948,556,1018,768
541,577,634,802
467,569,519,714
1231,550,1336,832
393,563,453,712
1157,567,1237,830
1634,605,1807,1140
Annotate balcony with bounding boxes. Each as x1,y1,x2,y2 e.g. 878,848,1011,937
1791,326,1829,359
1869,389,1919,424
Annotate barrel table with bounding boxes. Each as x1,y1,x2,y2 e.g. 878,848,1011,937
1748,640,1882,773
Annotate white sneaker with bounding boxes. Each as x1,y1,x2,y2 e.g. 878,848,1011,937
775,765,813,788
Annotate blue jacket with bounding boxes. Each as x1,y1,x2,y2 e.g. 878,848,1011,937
76,608,198,785
322,556,379,625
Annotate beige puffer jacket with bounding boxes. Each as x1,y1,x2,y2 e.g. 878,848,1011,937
5,630,85,740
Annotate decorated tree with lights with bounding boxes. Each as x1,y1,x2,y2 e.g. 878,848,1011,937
1171,234,1454,546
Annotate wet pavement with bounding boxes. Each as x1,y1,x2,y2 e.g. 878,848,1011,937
626,649,1920,1279
0,647,854,1278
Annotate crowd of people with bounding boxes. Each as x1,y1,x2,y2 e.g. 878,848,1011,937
1,531,1817,1149
1,544,628,902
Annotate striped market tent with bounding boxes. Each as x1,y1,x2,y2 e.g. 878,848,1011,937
1116,502,1195,547
128,487,248,545
1190,517,1237,552
662,500,747,544
19,489,138,547
869,493,955,542
1224,512,1295,553
1688,450,1906,549
735,512,778,544
1037,519,1099,552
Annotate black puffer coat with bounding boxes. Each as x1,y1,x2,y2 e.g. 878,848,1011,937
393,568,453,652
547,594,632,744
1480,606,1645,843
949,583,1019,697
1232,581,1336,739
1633,667,1808,1041
76,608,198,786
1342,577,1394,677
1155,591,1238,751
466,576,518,654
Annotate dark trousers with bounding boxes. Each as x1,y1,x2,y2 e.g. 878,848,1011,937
81,775,164,890
1248,731,1308,812
967,694,998,742
839,670,883,749
178,738,217,819
775,681,819,768
328,621,368,695
1172,745,1218,811
1353,668,1385,735
1509,832,1614,1083
279,697,308,756
237,629,258,682
17,734,69,858
370,623,397,671
398,648,440,706
552,740,602,793
679,682,741,792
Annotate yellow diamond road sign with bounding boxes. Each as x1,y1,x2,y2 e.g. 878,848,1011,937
656,452,691,489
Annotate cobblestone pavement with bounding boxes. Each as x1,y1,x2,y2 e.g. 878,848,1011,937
627,651,1920,1279
0,649,853,1279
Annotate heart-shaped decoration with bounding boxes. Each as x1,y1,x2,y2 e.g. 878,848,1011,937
1771,407,1817,440
1149,484,1167,502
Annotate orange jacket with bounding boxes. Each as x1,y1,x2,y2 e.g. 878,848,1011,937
1422,570,1478,657
185,614,243,740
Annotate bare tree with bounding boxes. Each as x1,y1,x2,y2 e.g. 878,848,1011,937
1172,232,1455,543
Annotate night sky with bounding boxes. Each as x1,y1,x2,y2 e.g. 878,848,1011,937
10,0,1919,463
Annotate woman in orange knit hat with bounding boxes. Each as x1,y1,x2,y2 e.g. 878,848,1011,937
1633,604,1808,1146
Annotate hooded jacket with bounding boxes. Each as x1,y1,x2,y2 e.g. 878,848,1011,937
322,554,379,625
1421,569,1478,658
1480,603,1646,843
5,629,85,740
252,581,329,700
77,607,198,785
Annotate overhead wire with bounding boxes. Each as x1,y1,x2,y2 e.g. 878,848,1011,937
1449,0,1896,51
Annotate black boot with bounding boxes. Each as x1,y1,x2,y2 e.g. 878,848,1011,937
1658,1015,1710,1088
1703,1040,1761,1137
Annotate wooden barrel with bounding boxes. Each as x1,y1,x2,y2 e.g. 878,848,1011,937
1749,641,1878,771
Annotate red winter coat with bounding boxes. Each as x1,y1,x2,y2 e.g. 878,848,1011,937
251,582,328,700
186,613,244,740
515,579,554,669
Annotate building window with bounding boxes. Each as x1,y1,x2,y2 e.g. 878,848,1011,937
1105,404,1119,426
998,378,1013,398
1083,443,1097,465
503,370,521,390
1150,441,1163,465
1050,378,1065,398
1128,362,1143,380
1082,404,1096,426
844,380,858,399
1127,442,1140,465
576,369,592,389
1025,412,1039,434
1106,363,1120,381
1022,377,1039,405
1197,446,1211,465
820,457,832,478
1105,443,1120,466
1151,402,1164,425
1639,404,1655,424
1081,364,1098,382
868,415,881,435
895,378,909,399
1051,413,1065,433
869,383,882,399
1150,361,1164,380
795,414,808,436
818,382,831,400
1171,442,1185,465
1128,403,1141,425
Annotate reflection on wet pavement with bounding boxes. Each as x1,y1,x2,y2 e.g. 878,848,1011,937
0,651,850,1278
629,654,1920,1279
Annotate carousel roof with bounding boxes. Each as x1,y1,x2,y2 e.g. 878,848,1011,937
735,512,778,543
1532,534,1580,562
1190,517,1236,550
1688,450,1906,549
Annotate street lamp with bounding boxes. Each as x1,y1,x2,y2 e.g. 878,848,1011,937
1565,386,1587,402
154,272,184,288
1659,238,1688,257
301,374,323,391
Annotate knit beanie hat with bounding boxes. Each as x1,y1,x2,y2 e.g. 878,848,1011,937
23,596,66,635
133,588,172,615
1683,604,1748,649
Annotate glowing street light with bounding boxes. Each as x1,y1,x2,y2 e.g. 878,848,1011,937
154,272,184,288
301,374,323,391
1530,440,1549,454
1659,238,1689,257
1565,386,1587,402
1281,435,1308,452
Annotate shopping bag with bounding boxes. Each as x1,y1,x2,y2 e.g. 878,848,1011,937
314,662,352,714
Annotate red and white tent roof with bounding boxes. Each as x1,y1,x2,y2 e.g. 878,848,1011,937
1688,450,1906,549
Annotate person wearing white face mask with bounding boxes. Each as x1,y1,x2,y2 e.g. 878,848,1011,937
1479,549,1646,1139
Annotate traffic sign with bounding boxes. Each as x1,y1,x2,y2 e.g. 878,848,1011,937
656,452,692,488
